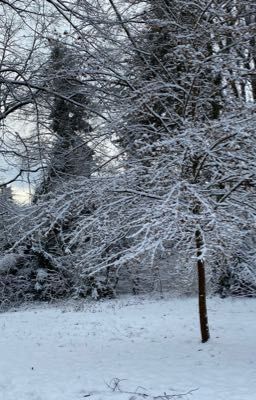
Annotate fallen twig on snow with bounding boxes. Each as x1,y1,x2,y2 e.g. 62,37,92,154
106,378,199,399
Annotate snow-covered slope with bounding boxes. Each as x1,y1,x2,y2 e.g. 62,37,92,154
0,296,255,400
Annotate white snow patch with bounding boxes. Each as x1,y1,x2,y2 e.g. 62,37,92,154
0,254,18,273
0,296,255,400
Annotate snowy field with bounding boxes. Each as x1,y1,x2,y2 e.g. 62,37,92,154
0,296,255,400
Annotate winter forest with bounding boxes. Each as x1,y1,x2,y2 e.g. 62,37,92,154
1,0,256,339
1,1,256,398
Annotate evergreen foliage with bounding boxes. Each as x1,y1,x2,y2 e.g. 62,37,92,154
34,41,94,199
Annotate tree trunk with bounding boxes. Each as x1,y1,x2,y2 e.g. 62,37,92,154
195,229,210,343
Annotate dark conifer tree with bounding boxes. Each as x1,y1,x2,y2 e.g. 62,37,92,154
117,1,223,161
34,41,94,199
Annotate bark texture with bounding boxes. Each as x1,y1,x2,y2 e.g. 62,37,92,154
195,229,210,343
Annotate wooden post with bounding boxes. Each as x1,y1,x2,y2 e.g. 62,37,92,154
195,229,210,343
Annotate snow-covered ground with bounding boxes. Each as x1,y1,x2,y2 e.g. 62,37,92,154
0,296,255,400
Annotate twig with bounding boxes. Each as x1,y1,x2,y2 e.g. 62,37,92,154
106,378,199,399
